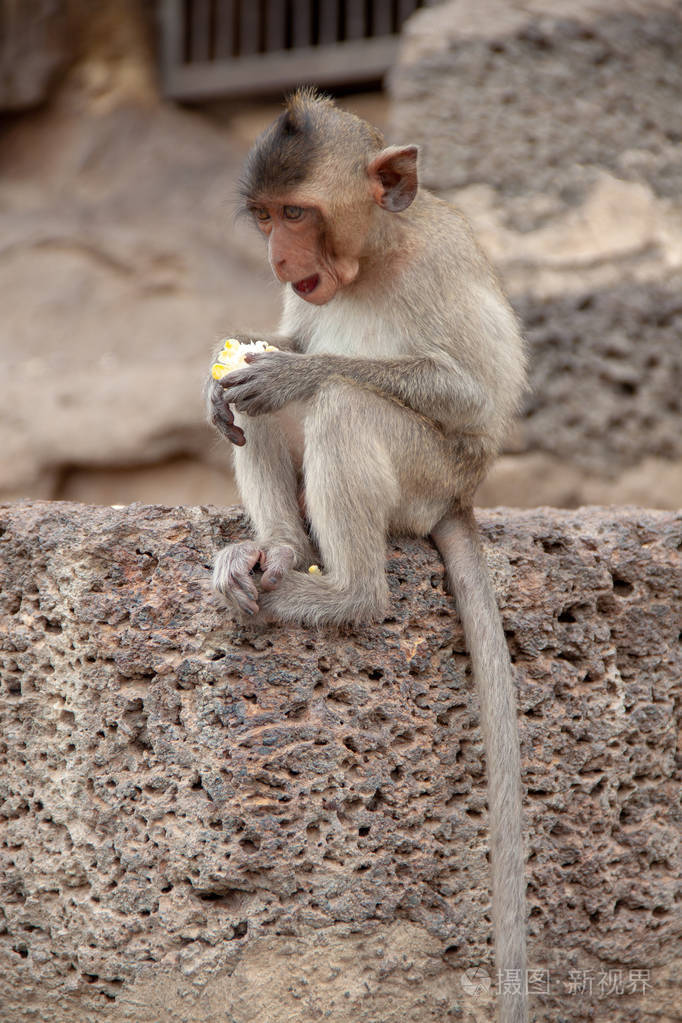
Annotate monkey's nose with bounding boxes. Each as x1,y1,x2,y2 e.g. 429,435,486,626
271,257,288,281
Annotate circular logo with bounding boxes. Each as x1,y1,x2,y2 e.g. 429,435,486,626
461,967,492,997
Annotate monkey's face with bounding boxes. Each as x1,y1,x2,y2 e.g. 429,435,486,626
248,199,363,306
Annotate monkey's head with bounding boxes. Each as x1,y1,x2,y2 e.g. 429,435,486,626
240,88,419,305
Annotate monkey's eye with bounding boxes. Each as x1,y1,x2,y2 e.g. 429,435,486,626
283,205,304,221
252,207,270,222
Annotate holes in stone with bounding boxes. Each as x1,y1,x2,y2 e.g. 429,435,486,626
611,574,634,596
390,766,403,781
239,837,260,852
230,921,248,940
343,735,359,753
13,945,29,959
358,825,370,837
366,789,383,812
540,538,564,555
366,667,384,680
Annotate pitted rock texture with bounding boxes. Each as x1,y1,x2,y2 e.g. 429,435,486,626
391,0,682,213
516,278,682,473
389,0,682,507
0,501,680,1023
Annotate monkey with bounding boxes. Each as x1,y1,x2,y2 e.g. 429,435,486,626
207,89,528,1023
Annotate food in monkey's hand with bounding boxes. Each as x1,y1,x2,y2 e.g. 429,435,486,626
211,338,278,380
308,564,322,574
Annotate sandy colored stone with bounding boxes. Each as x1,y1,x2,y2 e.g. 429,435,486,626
0,501,679,1022
390,0,682,498
392,0,682,211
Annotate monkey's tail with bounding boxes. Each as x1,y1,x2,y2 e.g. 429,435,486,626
431,509,528,1023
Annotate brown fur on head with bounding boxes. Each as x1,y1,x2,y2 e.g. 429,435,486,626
239,87,385,208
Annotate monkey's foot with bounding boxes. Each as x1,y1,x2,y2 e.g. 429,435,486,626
259,570,388,627
212,541,299,615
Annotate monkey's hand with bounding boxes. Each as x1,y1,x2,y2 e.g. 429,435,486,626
208,379,246,446
219,351,311,416
212,541,296,614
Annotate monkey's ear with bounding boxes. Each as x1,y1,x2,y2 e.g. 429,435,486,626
367,146,419,213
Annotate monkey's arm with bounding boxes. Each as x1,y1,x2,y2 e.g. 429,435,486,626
220,351,489,433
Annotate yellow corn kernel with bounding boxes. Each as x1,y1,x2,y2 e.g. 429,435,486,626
211,363,231,380
211,339,279,381
308,564,321,574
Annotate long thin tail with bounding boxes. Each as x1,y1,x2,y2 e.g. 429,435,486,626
432,509,527,1023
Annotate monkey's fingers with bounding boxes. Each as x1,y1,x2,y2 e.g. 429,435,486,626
260,544,296,591
223,383,269,416
218,366,254,389
210,387,247,445
212,541,263,614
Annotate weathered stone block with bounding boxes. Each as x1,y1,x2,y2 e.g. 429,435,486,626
0,501,679,1021
391,0,682,207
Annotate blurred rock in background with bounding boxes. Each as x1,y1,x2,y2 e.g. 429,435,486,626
391,0,682,508
0,0,680,509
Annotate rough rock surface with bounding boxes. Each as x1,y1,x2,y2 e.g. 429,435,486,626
391,0,682,508
516,279,682,474
1,501,680,1022
392,0,682,211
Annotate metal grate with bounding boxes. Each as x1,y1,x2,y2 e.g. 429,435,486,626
160,0,429,99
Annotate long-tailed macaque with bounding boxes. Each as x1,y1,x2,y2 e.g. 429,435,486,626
207,89,528,1023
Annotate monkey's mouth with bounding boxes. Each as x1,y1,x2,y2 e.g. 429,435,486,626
293,274,320,296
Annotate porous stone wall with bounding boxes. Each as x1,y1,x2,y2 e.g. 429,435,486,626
0,501,680,1022
391,0,682,509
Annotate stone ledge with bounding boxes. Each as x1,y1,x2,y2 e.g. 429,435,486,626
0,501,680,1022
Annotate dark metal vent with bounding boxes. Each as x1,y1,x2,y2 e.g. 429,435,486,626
160,0,429,99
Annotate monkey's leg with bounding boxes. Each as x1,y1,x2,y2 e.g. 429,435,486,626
213,411,315,612
259,382,456,626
